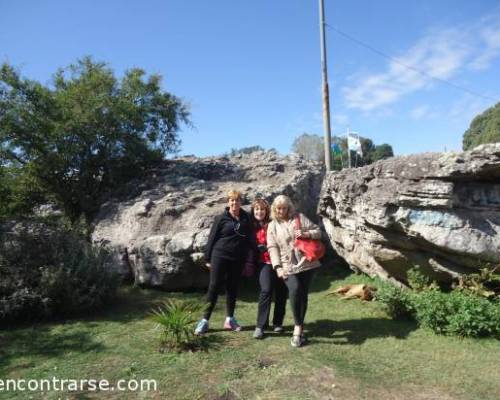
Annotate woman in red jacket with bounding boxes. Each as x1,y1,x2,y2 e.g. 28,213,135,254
251,198,288,339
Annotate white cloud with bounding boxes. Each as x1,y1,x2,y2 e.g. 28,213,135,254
469,18,500,70
342,12,500,111
410,105,430,120
332,113,349,125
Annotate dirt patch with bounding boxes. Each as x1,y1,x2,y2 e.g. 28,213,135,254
288,368,459,400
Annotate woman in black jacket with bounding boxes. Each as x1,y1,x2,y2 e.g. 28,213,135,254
195,189,255,335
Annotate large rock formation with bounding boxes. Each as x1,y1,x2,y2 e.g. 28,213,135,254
319,143,500,285
92,151,324,290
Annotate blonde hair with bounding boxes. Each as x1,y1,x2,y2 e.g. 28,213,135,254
270,195,295,221
227,189,242,201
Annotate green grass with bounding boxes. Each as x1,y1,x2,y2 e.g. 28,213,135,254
1,267,499,400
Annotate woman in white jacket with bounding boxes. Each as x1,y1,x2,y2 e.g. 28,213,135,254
267,195,322,347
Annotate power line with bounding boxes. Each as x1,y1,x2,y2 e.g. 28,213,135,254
326,24,499,103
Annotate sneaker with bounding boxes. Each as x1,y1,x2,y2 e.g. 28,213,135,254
273,325,284,333
253,327,264,339
223,317,242,332
290,335,305,348
194,319,209,335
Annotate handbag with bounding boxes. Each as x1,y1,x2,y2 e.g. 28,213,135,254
293,216,325,262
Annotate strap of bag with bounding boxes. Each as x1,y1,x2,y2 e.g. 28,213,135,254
294,214,301,231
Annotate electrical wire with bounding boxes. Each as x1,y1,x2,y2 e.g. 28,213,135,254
326,23,499,103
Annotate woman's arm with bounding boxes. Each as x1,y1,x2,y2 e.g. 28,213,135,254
204,215,222,262
266,222,282,269
300,214,322,240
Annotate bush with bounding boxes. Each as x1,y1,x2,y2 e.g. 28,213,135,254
0,222,118,322
406,267,435,292
412,289,453,335
444,292,500,338
149,299,204,352
454,264,500,299
375,283,415,320
377,283,500,338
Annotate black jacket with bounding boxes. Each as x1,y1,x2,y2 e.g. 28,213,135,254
205,207,256,262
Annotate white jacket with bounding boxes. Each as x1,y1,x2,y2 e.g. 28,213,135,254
267,213,322,275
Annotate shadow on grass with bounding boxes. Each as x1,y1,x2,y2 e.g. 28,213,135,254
0,285,188,331
237,257,353,302
0,327,105,371
306,318,418,345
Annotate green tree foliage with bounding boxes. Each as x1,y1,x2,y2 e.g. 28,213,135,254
463,102,500,150
227,145,267,156
0,165,48,220
0,57,190,224
331,135,347,171
358,138,394,165
371,143,394,161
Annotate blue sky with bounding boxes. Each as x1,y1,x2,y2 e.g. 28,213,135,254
2,0,500,156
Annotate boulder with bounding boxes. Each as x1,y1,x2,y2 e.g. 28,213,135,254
92,151,324,289
319,143,500,285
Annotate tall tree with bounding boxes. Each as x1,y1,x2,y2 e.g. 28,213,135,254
463,102,500,150
291,133,324,162
0,57,190,224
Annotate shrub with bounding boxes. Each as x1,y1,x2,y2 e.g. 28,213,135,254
412,289,453,334
375,276,500,338
375,283,415,320
454,264,500,299
445,292,500,338
406,267,434,292
0,222,118,322
149,299,204,352
403,288,500,338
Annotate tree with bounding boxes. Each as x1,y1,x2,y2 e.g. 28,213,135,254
0,165,47,221
227,145,266,156
463,102,500,150
371,143,394,161
0,57,190,224
291,133,324,161
331,136,347,171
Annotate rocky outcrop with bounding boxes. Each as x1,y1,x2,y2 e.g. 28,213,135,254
92,151,324,290
319,143,500,285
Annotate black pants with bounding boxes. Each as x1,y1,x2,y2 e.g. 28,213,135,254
256,263,288,329
285,269,315,326
203,256,243,320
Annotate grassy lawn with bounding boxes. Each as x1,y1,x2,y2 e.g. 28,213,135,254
1,267,499,400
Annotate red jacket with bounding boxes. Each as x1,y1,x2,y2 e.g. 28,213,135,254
255,224,271,264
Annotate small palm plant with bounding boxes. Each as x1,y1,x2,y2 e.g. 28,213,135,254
149,299,204,352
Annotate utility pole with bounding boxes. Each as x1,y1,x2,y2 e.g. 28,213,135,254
319,0,332,171
347,128,351,168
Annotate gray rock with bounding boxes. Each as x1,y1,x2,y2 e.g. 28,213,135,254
319,143,500,285
92,151,324,289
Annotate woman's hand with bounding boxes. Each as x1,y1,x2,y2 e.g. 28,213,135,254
295,230,309,239
205,263,211,270
276,268,287,280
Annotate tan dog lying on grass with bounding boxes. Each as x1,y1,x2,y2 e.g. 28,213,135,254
328,284,377,301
